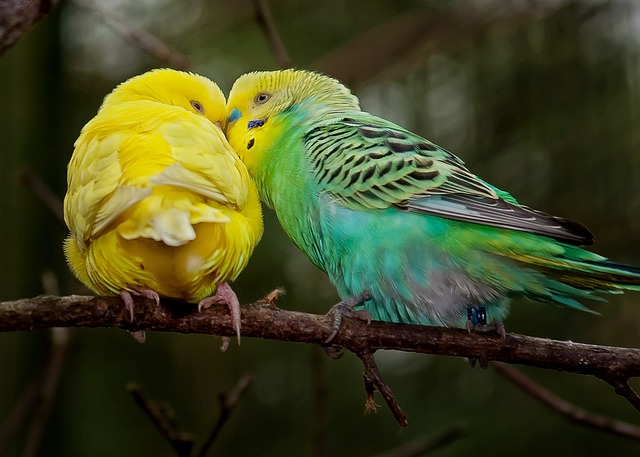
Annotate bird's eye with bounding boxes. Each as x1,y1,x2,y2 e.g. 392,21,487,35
190,100,205,114
254,93,271,104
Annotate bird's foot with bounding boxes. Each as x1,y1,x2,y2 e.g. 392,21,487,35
466,306,506,340
198,282,241,344
120,289,160,343
466,306,505,368
324,291,372,345
466,306,487,329
255,287,285,309
120,289,161,322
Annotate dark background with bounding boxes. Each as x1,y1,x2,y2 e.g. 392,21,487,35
1,0,640,455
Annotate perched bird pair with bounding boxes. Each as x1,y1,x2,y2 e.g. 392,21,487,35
64,68,640,341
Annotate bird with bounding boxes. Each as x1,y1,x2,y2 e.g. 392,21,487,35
64,68,263,340
225,68,640,340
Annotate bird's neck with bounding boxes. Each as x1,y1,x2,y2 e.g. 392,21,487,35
251,113,327,270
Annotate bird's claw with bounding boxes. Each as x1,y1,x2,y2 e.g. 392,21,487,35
324,291,372,345
198,282,242,344
220,336,231,352
121,291,136,323
120,289,161,324
322,345,344,359
130,330,146,344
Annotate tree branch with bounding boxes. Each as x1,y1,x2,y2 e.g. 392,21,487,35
0,0,59,56
128,383,194,457
2,295,640,380
603,377,640,413
195,373,253,457
492,362,640,442
359,352,408,427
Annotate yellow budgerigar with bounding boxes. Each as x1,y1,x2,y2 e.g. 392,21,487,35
63,68,263,339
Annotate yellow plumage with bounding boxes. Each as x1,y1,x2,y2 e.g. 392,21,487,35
63,69,263,319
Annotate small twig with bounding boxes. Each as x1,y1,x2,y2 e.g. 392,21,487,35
370,426,468,457
127,383,194,457
19,169,65,227
358,352,408,427
22,327,73,457
0,378,41,456
250,0,292,69
603,377,640,414
72,0,190,70
196,373,254,457
493,363,640,441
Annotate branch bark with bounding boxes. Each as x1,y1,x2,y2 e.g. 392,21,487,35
2,294,640,380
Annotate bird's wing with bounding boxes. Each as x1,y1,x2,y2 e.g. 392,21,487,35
65,103,243,247
65,118,151,247
152,114,248,209
304,115,592,245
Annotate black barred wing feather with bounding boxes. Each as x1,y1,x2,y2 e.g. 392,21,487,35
304,116,592,245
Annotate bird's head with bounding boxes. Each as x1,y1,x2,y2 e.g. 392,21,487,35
225,69,360,170
101,68,227,127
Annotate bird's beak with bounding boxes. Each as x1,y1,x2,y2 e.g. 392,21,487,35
227,108,241,125
214,121,223,130
225,108,242,134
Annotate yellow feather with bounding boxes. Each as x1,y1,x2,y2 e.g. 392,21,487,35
63,69,263,303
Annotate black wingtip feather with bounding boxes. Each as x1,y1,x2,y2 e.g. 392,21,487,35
548,215,594,246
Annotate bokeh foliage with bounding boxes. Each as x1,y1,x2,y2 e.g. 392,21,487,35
1,0,640,455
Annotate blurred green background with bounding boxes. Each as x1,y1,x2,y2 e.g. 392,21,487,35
2,0,640,455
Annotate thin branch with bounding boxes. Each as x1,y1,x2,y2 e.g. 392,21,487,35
22,327,73,457
0,378,40,456
358,352,408,427
71,0,190,70
493,363,640,441
370,426,468,457
250,0,292,69
127,383,194,457
603,377,640,414
195,373,254,457
19,170,65,227
0,0,59,56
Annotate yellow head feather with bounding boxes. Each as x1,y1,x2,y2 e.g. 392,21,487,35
101,68,227,127
226,69,360,125
226,69,360,171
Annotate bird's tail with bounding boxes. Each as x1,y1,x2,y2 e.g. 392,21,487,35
507,248,640,311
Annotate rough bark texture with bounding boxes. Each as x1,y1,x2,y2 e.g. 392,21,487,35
2,294,640,379
0,0,59,56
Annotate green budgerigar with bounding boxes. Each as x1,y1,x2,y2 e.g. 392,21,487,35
226,69,640,335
